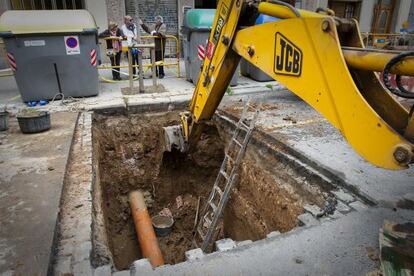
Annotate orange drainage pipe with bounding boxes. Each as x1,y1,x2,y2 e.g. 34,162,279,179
129,190,165,267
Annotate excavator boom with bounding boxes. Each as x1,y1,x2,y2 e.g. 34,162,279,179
164,0,414,170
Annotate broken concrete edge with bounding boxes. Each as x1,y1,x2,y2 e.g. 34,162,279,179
215,109,377,207
47,112,81,276
92,99,189,117
51,112,97,276
91,116,115,269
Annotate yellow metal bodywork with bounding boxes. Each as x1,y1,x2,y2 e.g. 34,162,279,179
181,0,414,170
342,47,414,76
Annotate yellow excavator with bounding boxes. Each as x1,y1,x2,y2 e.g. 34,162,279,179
164,0,414,170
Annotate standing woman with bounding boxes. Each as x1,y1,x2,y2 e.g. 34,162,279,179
99,22,125,80
140,15,167,78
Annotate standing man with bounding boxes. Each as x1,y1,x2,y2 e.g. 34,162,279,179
121,15,140,76
140,15,167,78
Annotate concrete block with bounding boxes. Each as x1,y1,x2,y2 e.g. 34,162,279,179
297,213,319,227
73,241,92,263
112,270,131,276
73,260,93,276
331,189,355,203
94,265,112,276
130,259,153,275
303,204,324,217
237,240,253,247
215,238,236,252
349,201,368,211
54,256,72,275
185,248,204,261
266,231,281,238
336,201,352,214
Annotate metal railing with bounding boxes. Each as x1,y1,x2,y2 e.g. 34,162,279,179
362,32,414,50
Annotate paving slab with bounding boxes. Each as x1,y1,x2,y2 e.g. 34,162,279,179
0,112,78,275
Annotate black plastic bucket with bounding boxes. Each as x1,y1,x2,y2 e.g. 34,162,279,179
0,111,9,131
152,215,174,237
17,110,51,134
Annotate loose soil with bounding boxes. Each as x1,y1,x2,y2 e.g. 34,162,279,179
93,112,224,269
92,111,326,270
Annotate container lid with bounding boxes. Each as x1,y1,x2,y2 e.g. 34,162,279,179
183,9,216,31
0,10,97,35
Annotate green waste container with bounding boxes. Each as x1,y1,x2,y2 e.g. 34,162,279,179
0,10,99,102
182,9,238,86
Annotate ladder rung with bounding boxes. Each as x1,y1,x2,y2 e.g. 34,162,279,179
225,154,234,162
239,121,250,131
203,215,212,226
197,228,206,239
214,186,223,196
232,138,242,147
209,202,218,212
220,170,229,179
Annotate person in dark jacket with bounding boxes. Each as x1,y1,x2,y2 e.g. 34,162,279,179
99,22,125,80
140,15,167,78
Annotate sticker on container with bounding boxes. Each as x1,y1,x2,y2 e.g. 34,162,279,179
7,53,16,71
24,40,45,47
197,44,205,61
90,49,97,66
64,36,80,55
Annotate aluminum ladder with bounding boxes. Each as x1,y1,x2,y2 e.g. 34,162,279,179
193,100,261,252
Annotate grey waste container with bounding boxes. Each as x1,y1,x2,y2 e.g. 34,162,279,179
240,59,273,82
0,10,99,102
182,9,238,86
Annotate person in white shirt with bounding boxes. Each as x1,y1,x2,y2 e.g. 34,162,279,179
121,15,140,75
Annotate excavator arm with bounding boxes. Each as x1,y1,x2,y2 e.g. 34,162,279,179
164,0,414,170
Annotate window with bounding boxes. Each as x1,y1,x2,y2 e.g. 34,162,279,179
295,0,302,9
10,0,84,10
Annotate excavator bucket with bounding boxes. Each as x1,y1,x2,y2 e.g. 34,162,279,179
163,125,186,152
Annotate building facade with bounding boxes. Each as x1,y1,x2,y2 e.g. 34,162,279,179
1,0,413,35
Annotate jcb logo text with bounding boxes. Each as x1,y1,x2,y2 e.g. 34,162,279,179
274,33,302,76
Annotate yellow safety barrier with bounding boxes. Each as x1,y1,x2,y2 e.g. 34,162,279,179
361,32,414,50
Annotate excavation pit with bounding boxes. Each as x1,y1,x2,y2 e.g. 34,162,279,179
92,110,331,270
